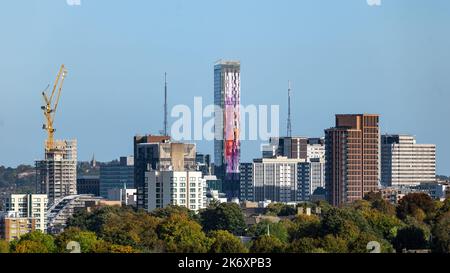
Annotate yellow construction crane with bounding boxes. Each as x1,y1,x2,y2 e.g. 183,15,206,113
41,64,68,152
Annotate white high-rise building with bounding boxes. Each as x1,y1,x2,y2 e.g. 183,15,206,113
307,138,325,161
145,171,206,212
5,194,48,233
252,157,305,203
381,134,436,186
36,139,78,203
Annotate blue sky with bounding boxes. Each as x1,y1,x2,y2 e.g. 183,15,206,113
0,0,449,175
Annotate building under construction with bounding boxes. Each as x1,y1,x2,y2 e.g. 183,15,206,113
36,140,78,203
35,65,77,204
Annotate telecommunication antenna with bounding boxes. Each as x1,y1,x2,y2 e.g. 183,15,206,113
164,72,168,136
287,81,292,137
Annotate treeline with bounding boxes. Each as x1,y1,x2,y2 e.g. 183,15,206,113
0,193,449,253
0,165,35,194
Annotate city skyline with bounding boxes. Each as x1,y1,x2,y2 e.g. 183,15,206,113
0,0,449,175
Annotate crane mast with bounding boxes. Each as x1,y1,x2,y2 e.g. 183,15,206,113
41,64,68,152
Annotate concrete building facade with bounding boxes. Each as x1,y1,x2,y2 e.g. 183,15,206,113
381,134,436,187
36,140,77,203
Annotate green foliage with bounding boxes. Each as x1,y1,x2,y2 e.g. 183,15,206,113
68,206,161,252
431,211,450,253
157,213,211,253
393,225,430,252
288,237,322,253
0,165,36,193
11,231,56,253
397,193,436,221
288,214,321,240
200,203,246,235
319,235,348,253
247,220,289,243
250,235,286,253
55,227,102,253
362,208,404,241
6,197,450,253
348,232,394,253
151,205,196,220
209,230,248,253
266,203,296,216
0,240,10,253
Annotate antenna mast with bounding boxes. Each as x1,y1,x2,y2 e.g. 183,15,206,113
164,72,168,136
287,81,292,137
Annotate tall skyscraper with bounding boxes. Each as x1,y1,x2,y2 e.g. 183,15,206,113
325,114,380,206
381,134,436,186
214,60,241,198
36,140,77,203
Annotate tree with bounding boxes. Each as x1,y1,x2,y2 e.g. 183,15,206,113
319,235,348,253
249,235,286,253
55,227,102,253
266,203,296,216
364,191,383,203
362,208,404,242
100,210,161,252
320,208,365,242
397,193,436,221
431,211,450,253
288,237,322,253
393,225,429,252
157,213,211,253
348,232,394,253
248,220,289,243
200,203,246,235
209,230,248,253
11,231,56,253
289,214,321,240
151,205,196,220
0,240,9,253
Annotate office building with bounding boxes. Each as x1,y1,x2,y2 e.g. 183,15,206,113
381,134,436,186
99,156,134,198
134,135,171,209
325,114,380,206
35,140,77,203
76,175,100,196
4,194,48,233
214,60,241,198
